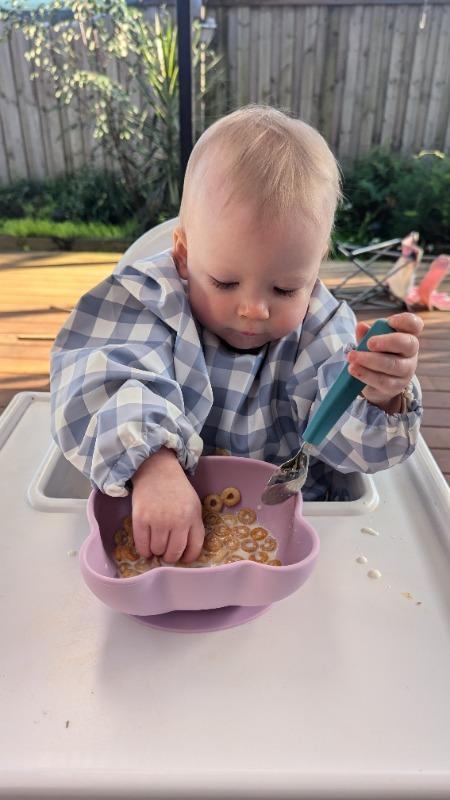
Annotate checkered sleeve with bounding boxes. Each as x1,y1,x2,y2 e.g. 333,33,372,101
288,285,423,475
50,258,212,497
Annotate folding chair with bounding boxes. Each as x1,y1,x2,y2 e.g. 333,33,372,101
332,237,417,309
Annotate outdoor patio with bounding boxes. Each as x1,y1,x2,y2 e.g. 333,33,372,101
1,248,449,486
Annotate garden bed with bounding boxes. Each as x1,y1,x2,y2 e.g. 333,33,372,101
0,234,131,252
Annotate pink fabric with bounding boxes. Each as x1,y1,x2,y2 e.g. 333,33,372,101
406,255,450,311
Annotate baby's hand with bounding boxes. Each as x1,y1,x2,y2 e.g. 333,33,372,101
131,448,205,563
347,312,424,413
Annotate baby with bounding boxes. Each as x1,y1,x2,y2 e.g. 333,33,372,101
50,105,423,566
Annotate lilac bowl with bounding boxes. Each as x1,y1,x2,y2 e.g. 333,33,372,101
79,456,320,616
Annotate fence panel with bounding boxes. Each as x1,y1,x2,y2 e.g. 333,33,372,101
0,1,449,184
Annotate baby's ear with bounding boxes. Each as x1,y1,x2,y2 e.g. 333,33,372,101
172,227,189,279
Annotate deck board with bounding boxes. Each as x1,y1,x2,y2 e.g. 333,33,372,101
1,249,449,486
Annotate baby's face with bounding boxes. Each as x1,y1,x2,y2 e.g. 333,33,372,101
173,194,329,351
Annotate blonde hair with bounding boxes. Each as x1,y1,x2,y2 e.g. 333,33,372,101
179,105,342,235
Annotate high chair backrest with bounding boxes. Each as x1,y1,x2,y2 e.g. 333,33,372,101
114,217,178,274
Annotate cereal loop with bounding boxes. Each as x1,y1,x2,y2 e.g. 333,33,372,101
223,535,240,551
208,548,228,564
261,536,277,552
114,544,140,562
196,551,213,565
267,559,282,567
119,565,139,578
221,513,237,526
235,524,251,539
204,533,223,552
135,558,153,573
224,555,244,563
220,487,241,507
202,494,223,512
241,538,258,553
251,526,268,541
237,508,257,525
114,529,128,546
215,523,232,539
249,551,269,563
202,510,222,528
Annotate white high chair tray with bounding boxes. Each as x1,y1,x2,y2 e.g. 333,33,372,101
0,392,449,799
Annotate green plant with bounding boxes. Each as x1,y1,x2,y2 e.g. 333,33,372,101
0,168,137,224
0,216,137,240
335,149,450,250
0,1,224,229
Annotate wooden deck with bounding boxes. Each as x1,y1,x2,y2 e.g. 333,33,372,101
1,250,449,485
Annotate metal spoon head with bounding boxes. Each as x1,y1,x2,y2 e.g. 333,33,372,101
261,448,310,505
260,476,305,505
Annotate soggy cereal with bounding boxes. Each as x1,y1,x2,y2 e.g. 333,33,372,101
240,538,258,553
203,533,223,552
113,485,281,576
202,510,222,528
251,526,268,541
249,551,269,563
237,508,257,525
261,536,277,552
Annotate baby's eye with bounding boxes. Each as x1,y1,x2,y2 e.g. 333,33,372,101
210,277,238,290
209,277,298,296
274,287,298,297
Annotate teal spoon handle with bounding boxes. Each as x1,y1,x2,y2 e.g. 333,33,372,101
302,318,395,447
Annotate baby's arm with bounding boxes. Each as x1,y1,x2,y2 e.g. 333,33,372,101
50,269,208,497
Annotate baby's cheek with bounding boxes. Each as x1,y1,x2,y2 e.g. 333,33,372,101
189,285,222,329
275,298,309,336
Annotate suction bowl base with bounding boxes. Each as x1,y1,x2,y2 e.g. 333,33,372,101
129,603,272,633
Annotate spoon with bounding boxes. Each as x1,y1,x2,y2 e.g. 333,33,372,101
261,318,395,505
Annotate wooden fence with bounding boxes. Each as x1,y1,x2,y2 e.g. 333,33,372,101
0,0,449,185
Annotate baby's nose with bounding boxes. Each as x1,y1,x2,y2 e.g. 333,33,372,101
238,300,270,320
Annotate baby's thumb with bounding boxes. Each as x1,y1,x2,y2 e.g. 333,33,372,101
355,321,370,345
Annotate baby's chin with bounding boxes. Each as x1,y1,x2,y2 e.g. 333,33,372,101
218,328,272,351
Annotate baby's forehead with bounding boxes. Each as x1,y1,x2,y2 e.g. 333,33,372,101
189,158,333,239
191,204,327,277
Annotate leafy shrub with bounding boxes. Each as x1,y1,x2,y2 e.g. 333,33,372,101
0,168,138,226
335,149,450,251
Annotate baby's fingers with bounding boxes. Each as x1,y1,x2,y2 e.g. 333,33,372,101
132,517,152,558
148,523,170,559
180,518,205,564
366,330,419,358
357,319,421,358
348,349,413,379
163,527,189,564
387,312,424,336
348,363,404,397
